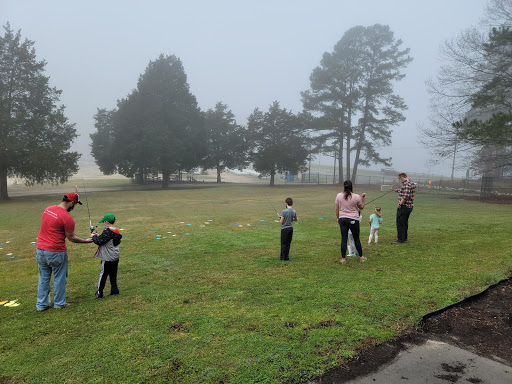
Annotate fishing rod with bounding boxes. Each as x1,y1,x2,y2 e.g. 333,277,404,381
82,178,96,233
264,192,281,218
365,188,396,205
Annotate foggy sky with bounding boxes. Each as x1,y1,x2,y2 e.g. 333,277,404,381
1,0,488,177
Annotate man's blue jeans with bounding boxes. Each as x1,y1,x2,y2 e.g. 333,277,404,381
36,249,68,309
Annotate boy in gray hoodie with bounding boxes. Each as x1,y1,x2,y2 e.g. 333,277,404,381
92,213,122,298
280,197,297,261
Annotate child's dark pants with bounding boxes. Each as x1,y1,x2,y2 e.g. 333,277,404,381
98,260,119,295
280,227,293,261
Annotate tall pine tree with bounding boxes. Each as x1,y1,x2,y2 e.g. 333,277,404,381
91,54,205,187
302,25,411,183
0,23,79,199
203,102,248,182
246,102,309,186
352,24,412,181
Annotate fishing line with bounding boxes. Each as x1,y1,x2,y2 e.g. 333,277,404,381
263,192,281,218
81,177,96,232
365,188,395,205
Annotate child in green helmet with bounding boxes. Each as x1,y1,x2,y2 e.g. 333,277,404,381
91,213,123,298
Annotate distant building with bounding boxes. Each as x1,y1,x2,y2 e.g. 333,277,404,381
380,168,397,176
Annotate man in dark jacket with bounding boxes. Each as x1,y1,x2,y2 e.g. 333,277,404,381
92,213,122,298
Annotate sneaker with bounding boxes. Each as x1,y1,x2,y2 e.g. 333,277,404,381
95,291,104,299
368,242,371,245
37,306,49,312
347,252,356,257
110,289,119,295
391,241,404,244
55,303,71,309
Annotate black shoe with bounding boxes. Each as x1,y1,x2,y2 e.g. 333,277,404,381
110,291,119,295
95,291,104,299
391,241,404,244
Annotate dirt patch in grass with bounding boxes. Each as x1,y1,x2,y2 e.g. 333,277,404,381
315,277,512,383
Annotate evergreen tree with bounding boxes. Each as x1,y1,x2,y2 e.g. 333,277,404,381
352,24,412,181
203,102,248,182
302,25,411,183
0,23,79,200
302,26,366,182
90,108,117,175
246,101,309,186
426,0,512,176
90,54,205,187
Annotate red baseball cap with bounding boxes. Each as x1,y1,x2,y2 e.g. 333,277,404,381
64,192,82,205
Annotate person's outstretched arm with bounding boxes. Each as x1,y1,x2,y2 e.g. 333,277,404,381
66,231,93,243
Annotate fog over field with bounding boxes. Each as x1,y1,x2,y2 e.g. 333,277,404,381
1,0,488,177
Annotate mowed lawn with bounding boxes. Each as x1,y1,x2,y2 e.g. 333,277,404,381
1,184,511,383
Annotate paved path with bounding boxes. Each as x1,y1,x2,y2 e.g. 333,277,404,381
344,339,512,384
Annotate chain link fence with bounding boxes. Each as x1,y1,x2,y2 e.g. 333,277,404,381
286,172,512,200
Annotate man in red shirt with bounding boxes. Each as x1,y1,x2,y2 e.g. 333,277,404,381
36,192,93,311
392,172,416,244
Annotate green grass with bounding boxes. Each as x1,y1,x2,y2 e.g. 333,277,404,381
1,184,511,383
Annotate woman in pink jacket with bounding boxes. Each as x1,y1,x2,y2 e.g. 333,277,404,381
335,180,366,264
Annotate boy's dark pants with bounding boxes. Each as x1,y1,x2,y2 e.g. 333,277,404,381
396,206,413,243
280,227,293,261
97,260,119,295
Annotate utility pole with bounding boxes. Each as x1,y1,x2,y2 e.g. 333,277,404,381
333,151,337,184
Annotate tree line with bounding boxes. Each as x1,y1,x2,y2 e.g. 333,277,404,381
0,20,414,199
420,0,512,179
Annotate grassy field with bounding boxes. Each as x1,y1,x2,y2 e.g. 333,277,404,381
1,184,511,383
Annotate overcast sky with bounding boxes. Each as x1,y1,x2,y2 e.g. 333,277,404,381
1,0,489,177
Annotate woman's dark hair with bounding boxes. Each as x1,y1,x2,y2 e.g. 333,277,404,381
343,180,353,200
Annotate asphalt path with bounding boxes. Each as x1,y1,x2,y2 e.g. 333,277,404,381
342,339,512,384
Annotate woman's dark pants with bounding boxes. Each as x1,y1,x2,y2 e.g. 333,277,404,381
339,218,362,259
